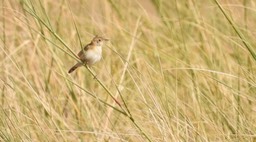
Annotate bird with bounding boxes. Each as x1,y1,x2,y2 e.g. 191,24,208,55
68,35,109,73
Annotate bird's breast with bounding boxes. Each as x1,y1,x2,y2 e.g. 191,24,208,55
85,46,102,65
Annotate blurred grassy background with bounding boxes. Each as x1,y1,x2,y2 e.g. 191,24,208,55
1,0,256,141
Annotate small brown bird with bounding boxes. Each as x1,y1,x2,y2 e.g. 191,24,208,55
68,35,109,73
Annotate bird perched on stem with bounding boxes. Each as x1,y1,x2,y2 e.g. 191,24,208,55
68,35,109,73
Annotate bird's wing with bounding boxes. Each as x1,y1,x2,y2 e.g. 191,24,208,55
77,43,92,58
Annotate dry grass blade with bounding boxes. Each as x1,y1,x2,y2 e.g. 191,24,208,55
1,0,256,141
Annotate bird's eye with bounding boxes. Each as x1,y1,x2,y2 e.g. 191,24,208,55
99,39,101,42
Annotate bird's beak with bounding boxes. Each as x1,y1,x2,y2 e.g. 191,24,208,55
103,38,109,41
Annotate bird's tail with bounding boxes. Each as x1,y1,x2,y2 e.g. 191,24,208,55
68,62,83,73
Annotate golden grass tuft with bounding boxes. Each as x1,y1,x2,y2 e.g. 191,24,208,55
1,0,256,141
